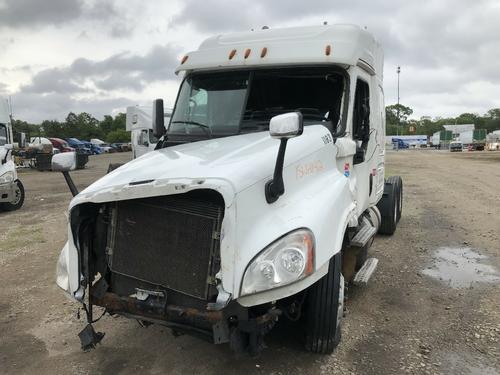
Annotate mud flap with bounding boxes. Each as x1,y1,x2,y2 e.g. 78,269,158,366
78,324,105,351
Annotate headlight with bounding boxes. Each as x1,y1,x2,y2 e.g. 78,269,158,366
0,171,14,185
241,229,315,296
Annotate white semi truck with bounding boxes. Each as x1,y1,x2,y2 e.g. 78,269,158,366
0,98,24,211
126,105,172,159
52,25,402,354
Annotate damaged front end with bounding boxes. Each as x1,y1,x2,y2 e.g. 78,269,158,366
62,188,280,353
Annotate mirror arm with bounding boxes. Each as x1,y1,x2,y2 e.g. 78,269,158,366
1,149,12,165
62,171,79,197
265,138,288,204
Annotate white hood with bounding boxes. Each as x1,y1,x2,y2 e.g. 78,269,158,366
74,126,330,207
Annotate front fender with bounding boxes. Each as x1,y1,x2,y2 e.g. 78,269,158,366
232,145,355,305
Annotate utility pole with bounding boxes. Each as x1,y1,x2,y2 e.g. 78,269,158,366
397,66,401,137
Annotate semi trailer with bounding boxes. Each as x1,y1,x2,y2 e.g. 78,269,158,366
431,130,453,149
52,24,403,354
458,129,486,151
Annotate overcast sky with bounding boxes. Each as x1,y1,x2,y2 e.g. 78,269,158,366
1,0,499,123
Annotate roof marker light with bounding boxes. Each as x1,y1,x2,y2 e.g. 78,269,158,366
244,48,251,59
325,45,331,56
181,55,189,64
260,47,268,58
229,49,237,60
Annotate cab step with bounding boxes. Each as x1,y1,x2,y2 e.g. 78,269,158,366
351,217,377,248
353,257,379,286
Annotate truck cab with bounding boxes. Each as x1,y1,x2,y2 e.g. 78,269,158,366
53,25,402,354
126,105,172,158
0,99,24,211
450,140,463,152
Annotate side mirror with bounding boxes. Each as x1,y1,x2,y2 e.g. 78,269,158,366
52,152,77,172
269,112,303,139
265,112,304,204
152,99,166,138
52,152,79,197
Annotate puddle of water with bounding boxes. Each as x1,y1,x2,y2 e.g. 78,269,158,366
443,352,500,375
422,247,500,288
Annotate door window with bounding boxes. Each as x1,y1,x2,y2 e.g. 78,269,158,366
0,124,7,146
353,79,370,149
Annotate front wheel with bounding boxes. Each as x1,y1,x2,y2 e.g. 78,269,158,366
387,176,403,223
1,180,25,211
303,252,344,354
377,180,399,235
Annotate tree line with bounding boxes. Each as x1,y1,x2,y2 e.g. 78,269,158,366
11,106,500,143
12,112,130,143
386,105,500,136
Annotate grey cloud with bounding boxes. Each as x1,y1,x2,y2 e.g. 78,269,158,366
110,23,135,38
0,0,83,28
22,68,84,94
0,0,119,29
21,44,180,94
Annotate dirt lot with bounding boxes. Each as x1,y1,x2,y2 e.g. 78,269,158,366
1,150,499,375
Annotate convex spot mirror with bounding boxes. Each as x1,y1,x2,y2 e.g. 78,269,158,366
152,98,166,139
269,112,304,139
52,152,77,172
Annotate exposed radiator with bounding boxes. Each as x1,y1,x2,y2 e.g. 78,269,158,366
107,193,223,300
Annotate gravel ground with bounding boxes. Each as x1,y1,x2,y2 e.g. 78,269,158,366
0,149,499,375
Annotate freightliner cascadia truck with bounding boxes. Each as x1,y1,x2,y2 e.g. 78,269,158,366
52,24,403,355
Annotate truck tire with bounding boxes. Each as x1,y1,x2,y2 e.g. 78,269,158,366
387,176,403,223
1,180,25,211
303,252,344,354
377,180,398,235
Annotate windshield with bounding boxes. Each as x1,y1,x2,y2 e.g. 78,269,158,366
168,67,345,138
0,124,7,146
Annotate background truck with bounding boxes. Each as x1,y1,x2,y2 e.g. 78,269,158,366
458,129,486,151
449,140,463,152
90,139,113,153
0,98,24,211
431,130,453,149
66,138,92,155
53,24,403,355
126,105,172,158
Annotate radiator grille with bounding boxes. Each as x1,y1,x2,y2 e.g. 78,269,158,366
108,193,223,299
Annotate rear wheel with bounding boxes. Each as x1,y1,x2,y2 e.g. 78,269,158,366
303,252,344,354
1,180,25,211
377,180,398,235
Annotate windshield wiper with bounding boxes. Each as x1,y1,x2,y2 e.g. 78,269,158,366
171,120,212,138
